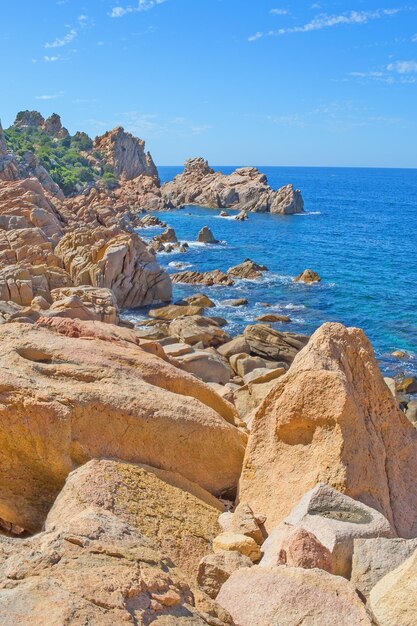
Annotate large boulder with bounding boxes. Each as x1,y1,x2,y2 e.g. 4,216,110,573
216,566,374,626
55,226,172,308
169,315,231,347
49,286,119,324
171,270,235,287
369,549,417,626
0,321,246,532
46,459,223,579
239,322,417,537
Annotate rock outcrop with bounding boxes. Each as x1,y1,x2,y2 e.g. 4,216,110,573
162,157,304,214
0,321,246,532
239,322,417,537
0,121,19,182
243,323,309,364
171,269,235,287
93,127,158,181
55,227,172,308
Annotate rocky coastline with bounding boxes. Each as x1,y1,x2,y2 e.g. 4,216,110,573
0,111,416,625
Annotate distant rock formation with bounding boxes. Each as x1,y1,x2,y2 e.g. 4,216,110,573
13,110,69,139
162,157,304,214
0,121,19,182
93,126,159,181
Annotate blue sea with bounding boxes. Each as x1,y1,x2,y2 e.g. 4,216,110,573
131,166,417,380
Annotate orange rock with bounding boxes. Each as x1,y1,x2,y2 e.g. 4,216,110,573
239,322,417,538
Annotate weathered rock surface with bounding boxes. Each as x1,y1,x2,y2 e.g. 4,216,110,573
197,551,252,599
294,268,321,283
174,349,231,385
239,322,417,537
212,533,261,562
148,304,204,321
243,323,309,364
0,121,19,182
227,259,268,280
261,525,334,572
47,459,223,579
171,270,235,287
369,549,417,626
93,126,158,181
216,566,374,626
49,286,119,324
260,484,395,577
0,321,246,532
162,158,304,214
169,315,231,347
55,226,172,308
0,506,231,624
351,537,417,597
198,226,219,244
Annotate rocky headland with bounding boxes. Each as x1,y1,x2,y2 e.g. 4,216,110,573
0,110,416,625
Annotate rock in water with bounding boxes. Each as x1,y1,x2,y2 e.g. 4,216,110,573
239,322,417,537
227,258,268,279
162,157,304,214
0,321,246,532
197,226,219,243
294,268,321,283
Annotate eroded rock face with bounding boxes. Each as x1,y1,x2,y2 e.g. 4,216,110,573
239,322,417,537
162,158,304,214
94,127,159,181
0,507,232,625
216,566,374,626
46,459,223,580
0,321,246,532
49,286,120,324
227,259,268,280
55,226,172,308
171,270,235,287
243,324,309,364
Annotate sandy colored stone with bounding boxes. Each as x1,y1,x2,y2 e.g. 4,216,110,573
239,322,417,538
256,313,291,323
174,349,231,385
55,226,172,308
369,549,417,626
294,268,321,283
198,226,218,244
227,259,268,279
93,126,158,181
46,459,223,579
171,270,234,287
0,508,231,625
243,323,309,364
212,533,261,562
217,335,250,358
229,503,264,545
0,321,246,532
351,537,417,598
216,565,374,626
169,315,231,347
197,551,252,599
148,304,204,320
179,293,215,308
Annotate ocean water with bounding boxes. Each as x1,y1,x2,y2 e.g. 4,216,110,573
130,165,417,380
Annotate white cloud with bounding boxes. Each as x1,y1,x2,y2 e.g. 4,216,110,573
35,92,64,100
387,60,417,74
412,33,417,42
44,29,77,48
44,55,60,62
270,9,290,15
248,31,263,42
249,8,403,40
109,0,166,18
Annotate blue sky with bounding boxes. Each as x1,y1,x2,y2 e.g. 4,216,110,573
1,1,417,166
